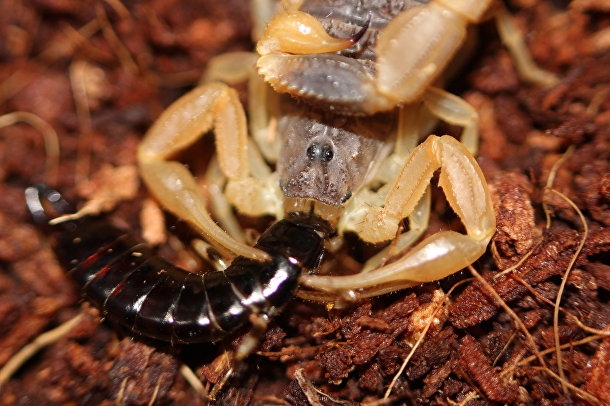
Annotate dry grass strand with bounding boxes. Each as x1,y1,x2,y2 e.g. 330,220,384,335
0,111,60,186
468,265,601,404
179,363,208,398
0,313,84,386
541,144,587,395
384,279,472,399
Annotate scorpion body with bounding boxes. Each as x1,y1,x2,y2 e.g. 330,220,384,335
20,0,543,346
26,186,326,345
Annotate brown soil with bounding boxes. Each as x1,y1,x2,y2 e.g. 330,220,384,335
0,0,608,405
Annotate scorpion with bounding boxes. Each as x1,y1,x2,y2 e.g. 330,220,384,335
27,0,556,357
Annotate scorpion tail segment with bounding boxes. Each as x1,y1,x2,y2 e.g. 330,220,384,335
24,184,72,226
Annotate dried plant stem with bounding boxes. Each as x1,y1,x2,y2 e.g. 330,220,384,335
103,0,130,18
180,363,208,398
146,380,161,406
454,391,479,405
515,334,605,368
96,3,139,74
0,313,83,386
295,368,356,405
384,279,471,399
115,377,128,406
512,274,610,336
540,144,586,395
544,188,589,394
0,111,60,185
492,239,541,279
468,265,600,404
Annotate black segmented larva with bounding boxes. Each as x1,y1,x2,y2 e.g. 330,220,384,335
25,185,326,345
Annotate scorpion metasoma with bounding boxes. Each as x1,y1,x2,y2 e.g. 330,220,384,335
23,0,557,373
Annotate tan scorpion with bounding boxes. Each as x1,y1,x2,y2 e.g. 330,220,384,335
9,0,559,395
137,0,557,304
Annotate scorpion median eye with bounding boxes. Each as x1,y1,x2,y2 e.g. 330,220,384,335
321,145,334,162
306,143,334,163
307,143,320,160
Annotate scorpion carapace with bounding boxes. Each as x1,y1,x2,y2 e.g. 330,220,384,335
25,185,327,345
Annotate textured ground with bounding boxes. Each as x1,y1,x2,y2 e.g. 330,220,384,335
0,0,609,405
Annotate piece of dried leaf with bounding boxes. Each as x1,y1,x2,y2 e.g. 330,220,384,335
50,164,138,224
140,197,166,245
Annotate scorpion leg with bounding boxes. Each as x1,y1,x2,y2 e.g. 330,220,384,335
247,0,288,162
204,156,246,243
301,135,495,300
373,0,491,104
202,51,258,85
251,0,284,41
248,74,282,163
202,53,282,167
203,139,280,246
340,105,432,272
423,87,479,155
138,83,273,260
493,2,558,88
204,51,281,164
202,54,262,242
201,53,284,236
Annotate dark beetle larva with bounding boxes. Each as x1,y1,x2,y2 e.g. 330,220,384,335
25,185,326,345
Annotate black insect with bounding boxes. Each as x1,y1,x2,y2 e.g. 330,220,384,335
25,185,327,345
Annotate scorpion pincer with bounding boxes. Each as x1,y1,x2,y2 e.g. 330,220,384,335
25,185,327,345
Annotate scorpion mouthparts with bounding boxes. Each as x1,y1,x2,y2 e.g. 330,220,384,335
350,12,371,46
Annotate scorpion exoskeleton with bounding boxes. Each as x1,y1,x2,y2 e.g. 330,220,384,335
30,0,557,352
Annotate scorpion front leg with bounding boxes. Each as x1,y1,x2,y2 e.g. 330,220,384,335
301,135,496,300
138,83,278,260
